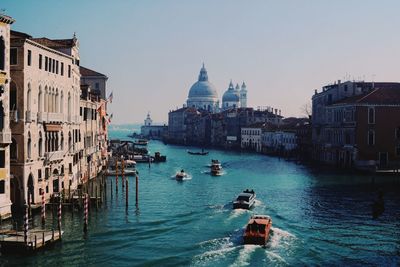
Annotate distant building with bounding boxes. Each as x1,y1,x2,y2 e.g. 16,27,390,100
167,107,201,144
241,124,263,152
312,80,400,170
140,112,167,140
0,14,15,219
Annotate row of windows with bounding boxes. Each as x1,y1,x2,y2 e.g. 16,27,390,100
242,129,261,135
10,48,72,78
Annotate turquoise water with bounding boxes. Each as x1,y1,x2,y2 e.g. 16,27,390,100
1,125,399,266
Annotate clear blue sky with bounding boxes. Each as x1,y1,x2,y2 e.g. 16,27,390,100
3,0,400,124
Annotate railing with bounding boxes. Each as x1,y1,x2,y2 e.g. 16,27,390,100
0,129,12,144
37,112,64,123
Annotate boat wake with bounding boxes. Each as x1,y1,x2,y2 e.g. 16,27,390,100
268,226,296,250
170,174,192,180
194,237,237,265
229,244,258,267
227,208,249,220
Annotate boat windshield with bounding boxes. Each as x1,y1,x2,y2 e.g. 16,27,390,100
237,195,250,201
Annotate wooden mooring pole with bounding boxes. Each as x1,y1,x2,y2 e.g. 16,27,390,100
41,191,46,227
122,158,125,189
58,196,62,239
136,174,139,204
24,204,28,245
126,179,129,208
83,193,88,233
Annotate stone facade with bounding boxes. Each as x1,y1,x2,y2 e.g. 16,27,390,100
0,14,15,219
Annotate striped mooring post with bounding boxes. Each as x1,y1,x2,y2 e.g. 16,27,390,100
121,158,125,189
83,193,89,233
41,191,46,226
24,204,29,245
58,195,62,239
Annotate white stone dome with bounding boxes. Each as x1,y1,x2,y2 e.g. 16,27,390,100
222,81,240,102
188,65,218,99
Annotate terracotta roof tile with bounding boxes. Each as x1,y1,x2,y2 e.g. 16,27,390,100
80,66,107,77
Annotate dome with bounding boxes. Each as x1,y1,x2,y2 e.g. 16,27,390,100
188,64,218,99
222,81,240,102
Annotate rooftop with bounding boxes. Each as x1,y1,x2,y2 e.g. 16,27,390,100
80,66,108,78
333,86,400,105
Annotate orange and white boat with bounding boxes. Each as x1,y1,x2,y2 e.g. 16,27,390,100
243,215,272,246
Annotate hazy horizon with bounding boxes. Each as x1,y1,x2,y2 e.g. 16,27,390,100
3,0,400,124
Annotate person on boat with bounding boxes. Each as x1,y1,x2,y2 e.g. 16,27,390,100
181,169,185,173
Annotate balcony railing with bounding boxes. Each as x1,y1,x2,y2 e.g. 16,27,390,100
0,129,12,144
37,112,64,123
25,110,37,122
45,151,65,162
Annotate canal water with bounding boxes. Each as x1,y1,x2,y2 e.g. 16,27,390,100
1,125,399,266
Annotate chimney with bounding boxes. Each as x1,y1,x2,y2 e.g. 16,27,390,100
275,109,278,115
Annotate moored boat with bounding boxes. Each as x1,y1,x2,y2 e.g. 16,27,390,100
188,150,209,155
107,160,138,176
134,139,149,146
233,189,256,209
243,215,272,246
133,154,154,163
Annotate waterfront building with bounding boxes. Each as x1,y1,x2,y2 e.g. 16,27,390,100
167,107,201,144
79,84,106,182
80,66,109,172
140,112,168,140
241,123,263,152
0,14,15,218
261,129,297,154
312,80,400,169
186,64,219,113
80,66,108,100
9,30,82,207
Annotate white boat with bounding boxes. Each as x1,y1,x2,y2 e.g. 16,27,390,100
175,170,188,181
107,160,138,176
210,159,222,176
233,189,256,209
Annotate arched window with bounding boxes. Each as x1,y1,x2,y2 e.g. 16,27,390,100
55,89,59,113
27,83,32,111
60,91,64,114
27,132,32,159
68,132,72,151
10,82,17,111
38,86,43,113
67,93,71,119
38,132,43,157
44,86,48,112
0,37,5,71
60,132,64,151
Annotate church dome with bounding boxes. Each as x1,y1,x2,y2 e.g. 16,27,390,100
222,81,240,102
188,64,218,99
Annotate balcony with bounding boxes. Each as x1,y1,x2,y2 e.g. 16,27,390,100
37,112,64,123
0,129,12,144
48,112,64,122
25,110,36,122
45,151,65,162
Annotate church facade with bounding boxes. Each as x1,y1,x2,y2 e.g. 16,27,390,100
186,64,247,113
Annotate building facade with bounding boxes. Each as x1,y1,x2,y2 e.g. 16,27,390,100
9,30,82,207
241,125,263,152
312,80,400,169
0,14,15,218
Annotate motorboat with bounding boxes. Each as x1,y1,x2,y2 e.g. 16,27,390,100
233,189,256,209
134,139,148,146
187,150,209,155
243,215,272,246
175,169,187,181
210,159,222,176
133,154,154,163
153,152,167,162
107,160,137,176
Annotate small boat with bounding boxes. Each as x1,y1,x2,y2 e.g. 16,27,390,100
133,154,154,163
175,169,188,181
107,160,138,176
210,159,222,176
134,139,148,146
153,152,167,162
243,215,272,246
188,150,209,155
233,189,256,209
